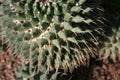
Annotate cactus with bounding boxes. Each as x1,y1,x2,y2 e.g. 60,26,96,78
0,0,10,51
99,12,120,61
1,0,104,79
3,0,103,71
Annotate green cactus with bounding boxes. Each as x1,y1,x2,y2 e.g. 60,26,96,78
0,0,11,51
99,12,120,61
1,0,104,79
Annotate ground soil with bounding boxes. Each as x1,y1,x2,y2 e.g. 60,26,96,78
0,47,21,80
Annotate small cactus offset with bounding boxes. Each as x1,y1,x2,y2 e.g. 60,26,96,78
1,0,104,79
99,12,120,61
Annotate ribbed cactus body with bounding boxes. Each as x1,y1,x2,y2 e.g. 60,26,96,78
1,0,104,79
